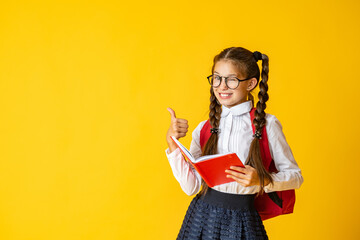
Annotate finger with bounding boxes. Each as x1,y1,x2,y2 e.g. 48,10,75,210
174,123,189,129
226,175,249,186
172,123,188,131
229,166,247,173
173,129,188,134
225,169,249,179
174,128,188,133
174,132,187,139
173,118,188,124
167,107,176,121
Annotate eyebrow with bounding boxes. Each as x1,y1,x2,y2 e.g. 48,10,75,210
214,71,237,76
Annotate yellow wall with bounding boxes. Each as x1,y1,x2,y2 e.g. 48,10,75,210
0,0,359,239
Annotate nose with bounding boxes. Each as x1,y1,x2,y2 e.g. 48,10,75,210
219,77,228,90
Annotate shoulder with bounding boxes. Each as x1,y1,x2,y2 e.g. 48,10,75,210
192,119,208,136
264,113,283,137
265,113,281,126
190,119,208,142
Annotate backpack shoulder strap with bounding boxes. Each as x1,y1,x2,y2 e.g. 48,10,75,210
200,108,291,218
249,108,272,170
250,108,284,209
200,120,211,151
201,109,273,170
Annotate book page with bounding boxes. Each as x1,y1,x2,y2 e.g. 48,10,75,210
194,153,231,163
170,136,195,162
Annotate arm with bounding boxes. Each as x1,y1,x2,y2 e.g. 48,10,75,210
165,121,206,196
263,115,304,193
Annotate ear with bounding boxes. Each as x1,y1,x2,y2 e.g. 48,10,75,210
247,78,258,92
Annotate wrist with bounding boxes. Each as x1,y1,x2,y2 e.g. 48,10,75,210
167,141,178,153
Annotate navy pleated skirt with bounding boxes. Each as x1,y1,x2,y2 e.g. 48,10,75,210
176,188,268,240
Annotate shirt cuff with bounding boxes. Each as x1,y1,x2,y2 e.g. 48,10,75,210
263,173,275,193
165,147,181,160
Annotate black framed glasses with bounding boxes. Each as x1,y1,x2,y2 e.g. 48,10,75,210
207,74,254,90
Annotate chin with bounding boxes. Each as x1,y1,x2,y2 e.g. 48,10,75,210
219,100,235,108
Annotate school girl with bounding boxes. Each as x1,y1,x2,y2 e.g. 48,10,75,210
165,47,304,240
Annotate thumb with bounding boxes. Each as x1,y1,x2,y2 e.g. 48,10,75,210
167,107,176,121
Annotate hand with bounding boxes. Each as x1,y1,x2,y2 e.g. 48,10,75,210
225,165,270,187
166,107,189,152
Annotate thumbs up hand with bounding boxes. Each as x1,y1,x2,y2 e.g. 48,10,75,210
166,107,189,153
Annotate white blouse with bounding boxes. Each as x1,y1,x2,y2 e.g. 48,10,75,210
165,100,304,196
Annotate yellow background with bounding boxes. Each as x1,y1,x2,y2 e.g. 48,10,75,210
0,0,359,239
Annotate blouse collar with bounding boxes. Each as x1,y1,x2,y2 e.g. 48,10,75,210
221,100,253,118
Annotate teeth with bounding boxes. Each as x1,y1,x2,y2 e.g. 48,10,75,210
220,93,231,97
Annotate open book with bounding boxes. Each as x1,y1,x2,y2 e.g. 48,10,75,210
170,136,245,187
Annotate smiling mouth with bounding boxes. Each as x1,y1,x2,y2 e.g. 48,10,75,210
219,93,232,97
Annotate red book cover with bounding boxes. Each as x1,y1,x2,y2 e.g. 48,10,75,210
170,136,245,187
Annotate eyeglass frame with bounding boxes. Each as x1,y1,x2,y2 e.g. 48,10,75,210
207,74,256,90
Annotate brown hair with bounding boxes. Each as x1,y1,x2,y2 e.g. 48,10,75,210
199,47,274,197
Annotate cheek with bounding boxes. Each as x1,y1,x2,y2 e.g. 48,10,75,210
234,88,247,96
213,91,226,104
230,89,248,102
232,90,241,97
213,90,220,99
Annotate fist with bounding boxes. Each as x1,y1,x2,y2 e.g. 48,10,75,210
166,107,189,151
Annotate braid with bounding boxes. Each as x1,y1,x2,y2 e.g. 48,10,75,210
199,47,274,197
199,88,222,194
245,53,274,197
254,54,269,130
208,88,222,143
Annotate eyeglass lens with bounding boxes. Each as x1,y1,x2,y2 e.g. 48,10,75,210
209,75,239,89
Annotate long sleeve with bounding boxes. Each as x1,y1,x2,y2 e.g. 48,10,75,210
165,121,206,196
263,115,304,193
165,100,304,195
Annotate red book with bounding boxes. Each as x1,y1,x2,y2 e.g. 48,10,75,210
170,136,245,187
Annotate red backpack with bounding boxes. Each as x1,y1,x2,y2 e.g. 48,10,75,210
199,107,296,221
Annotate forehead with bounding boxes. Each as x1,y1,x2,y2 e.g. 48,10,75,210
214,60,244,77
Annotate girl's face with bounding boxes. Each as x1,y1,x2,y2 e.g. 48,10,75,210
212,60,257,108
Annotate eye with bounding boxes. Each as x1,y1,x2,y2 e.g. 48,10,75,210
214,75,221,80
228,78,237,82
